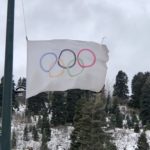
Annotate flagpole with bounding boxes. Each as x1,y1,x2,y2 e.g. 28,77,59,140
1,0,15,149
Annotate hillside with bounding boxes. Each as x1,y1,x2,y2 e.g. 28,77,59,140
11,104,150,150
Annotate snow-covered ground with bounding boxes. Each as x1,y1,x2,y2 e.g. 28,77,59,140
12,105,73,150
112,129,140,150
12,124,73,150
48,126,73,150
11,105,150,150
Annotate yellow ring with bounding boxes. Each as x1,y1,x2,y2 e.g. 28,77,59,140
49,59,65,77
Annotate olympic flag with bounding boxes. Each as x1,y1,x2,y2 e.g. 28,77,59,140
26,39,109,98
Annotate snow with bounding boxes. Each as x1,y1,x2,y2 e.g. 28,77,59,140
11,105,73,150
12,122,73,150
112,129,140,150
146,130,150,146
11,104,150,150
48,126,74,150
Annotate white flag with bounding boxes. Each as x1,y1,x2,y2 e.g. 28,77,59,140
26,39,109,98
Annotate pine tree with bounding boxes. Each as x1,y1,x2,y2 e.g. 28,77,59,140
17,77,26,88
51,91,67,126
136,132,149,150
130,72,145,108
140,76,150,125
132,113,138,125
29,125,33,132
134,123,140,133
37,116,43,130
17,77,22,88
145,122,150,130
70,93,87,150
21,77,26,87
32,126,39,141
70,92,116,150
23,125,29,141
115,107,123,128
110,114,116,129
105,92,111,113
111,96,119,114
41,113,51,141
110,96,123,128
113,70,129,101
126,115,133,129
40,129,49,150
12,130,17,149
27,92,48,115
129,72,150,109
66,89,82,123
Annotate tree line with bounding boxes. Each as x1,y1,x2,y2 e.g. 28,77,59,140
1,70,150,149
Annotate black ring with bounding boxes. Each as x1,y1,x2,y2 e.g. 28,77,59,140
58,49,76,69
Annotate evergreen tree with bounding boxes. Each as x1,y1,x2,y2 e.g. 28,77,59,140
17,77,26,88
130,72,145,108
132,113,138,124
126,115,133,129
140,77,150,125
12,130,17,149
17,77,22,88
134,123,140,133
110,96,123,128
23,125,29,141
37,116,43,130
27,92,48,115
115,106,123,128
70,92,116,150
110,114,116,129
105,92,111,113
136,132,149,150
129,72,150,109
70,94,87,150
145,122,150,130
51,91,67,126
111,96,119,114
113,70,129,101
21,77,26,87
40,129,49,150
41,113,51,141
66,89,82,123
29,125,33,132
32,126,39,141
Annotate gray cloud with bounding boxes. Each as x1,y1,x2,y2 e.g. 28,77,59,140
0,0,150,88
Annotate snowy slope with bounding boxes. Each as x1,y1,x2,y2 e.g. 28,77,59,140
12,105,73,150
11,105,150,150
112,129,140,150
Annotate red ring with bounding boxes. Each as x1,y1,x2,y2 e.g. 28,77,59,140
77,49,96,68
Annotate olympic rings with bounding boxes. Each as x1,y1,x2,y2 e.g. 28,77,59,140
67,58,84,77
58,49,76,69
40,48,97,78
40,52,57,72
77,49,96,68
49,59,65,77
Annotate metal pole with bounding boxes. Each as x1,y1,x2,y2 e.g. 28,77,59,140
1,0,15,149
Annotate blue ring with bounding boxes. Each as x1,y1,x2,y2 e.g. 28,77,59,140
40,52,57,72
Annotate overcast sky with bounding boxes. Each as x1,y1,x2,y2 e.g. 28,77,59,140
0,0,150,89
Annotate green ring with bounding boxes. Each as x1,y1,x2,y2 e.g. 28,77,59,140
67,58,84,77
